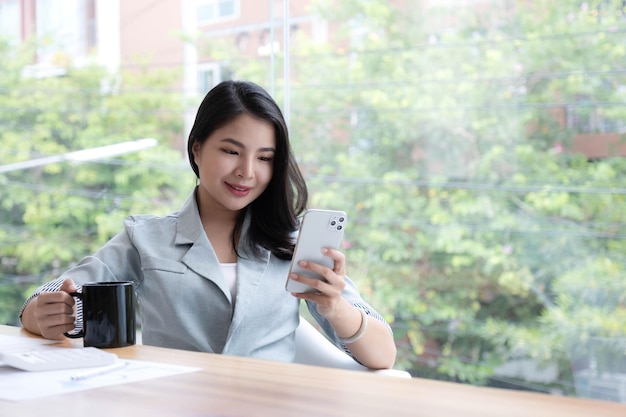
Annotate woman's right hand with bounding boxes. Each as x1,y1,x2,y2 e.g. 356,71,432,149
21,278,78,340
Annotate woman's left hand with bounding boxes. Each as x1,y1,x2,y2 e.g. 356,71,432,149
288,247,347,318
290,247,398,369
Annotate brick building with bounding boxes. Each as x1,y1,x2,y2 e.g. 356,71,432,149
1,0,623,158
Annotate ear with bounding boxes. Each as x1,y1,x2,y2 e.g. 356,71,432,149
191,141,201,160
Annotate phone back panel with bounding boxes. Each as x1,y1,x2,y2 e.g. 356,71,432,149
285,209,347,293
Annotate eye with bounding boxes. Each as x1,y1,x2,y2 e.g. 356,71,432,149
259,156,273,162
222,148,238,155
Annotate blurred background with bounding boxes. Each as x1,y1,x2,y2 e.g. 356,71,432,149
1,0,625,403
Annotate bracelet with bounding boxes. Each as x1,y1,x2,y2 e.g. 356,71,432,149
338,308,368,344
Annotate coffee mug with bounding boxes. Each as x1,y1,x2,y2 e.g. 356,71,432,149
64,281,136,348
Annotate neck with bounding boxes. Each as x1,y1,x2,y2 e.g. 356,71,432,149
195,188,240,226
195,190,242,263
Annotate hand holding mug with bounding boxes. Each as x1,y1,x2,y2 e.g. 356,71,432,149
28,278,79,340
64,281,136,348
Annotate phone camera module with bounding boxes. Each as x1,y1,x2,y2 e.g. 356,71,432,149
328,215,345,232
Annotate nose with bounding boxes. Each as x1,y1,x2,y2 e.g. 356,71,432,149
235,156,254,179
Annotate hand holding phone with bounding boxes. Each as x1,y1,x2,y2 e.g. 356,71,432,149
285,209,347,293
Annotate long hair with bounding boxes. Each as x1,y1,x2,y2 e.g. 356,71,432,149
187,80,308,260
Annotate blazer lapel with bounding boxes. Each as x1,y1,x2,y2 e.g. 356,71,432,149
229,249,269,327
225,216,272,345
174,190,274,346
176,190,232,302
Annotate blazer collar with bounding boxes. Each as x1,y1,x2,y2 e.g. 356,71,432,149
175,189,228,299
175,189,203,245
174,189,272,310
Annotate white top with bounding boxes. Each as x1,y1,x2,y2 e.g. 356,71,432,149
220,262,237,302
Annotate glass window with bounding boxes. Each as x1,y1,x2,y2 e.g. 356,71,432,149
266,1,626,403
218,0,235,17
197,62,232,95
0,0,20,43
35,0,87,63
197,2,215,22
197,0,237,24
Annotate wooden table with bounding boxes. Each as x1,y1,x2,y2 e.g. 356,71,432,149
1,325,625,417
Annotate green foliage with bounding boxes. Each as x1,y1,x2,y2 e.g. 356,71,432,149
0,40,190,324
294,0,626,392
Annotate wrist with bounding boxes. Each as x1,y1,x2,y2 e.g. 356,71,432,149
338,308,368,344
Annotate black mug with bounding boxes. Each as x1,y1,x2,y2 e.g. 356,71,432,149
64,281,136,348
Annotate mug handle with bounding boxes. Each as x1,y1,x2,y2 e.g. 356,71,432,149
63,291,84,339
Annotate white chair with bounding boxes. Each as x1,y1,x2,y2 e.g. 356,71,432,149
294,316,411,378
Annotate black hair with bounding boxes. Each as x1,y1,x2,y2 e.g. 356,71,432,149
187,80,308,260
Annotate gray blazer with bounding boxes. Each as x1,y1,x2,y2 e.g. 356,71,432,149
24,190,386,362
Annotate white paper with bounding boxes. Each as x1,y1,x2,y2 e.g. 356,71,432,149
0,358,201,401
0,335,201,402
0,333,57,352
0,334,58,368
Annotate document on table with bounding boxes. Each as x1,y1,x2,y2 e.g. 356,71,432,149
0,335,201,402
0,333,57,353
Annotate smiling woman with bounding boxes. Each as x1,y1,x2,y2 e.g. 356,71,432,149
18,80,398,372
3,0,626,404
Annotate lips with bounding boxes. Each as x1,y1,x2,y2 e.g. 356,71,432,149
226,182,251,197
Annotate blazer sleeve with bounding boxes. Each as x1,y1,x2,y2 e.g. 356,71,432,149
19,228,143,322
304,275,393,357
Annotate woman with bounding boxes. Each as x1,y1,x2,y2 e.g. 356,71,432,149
20,80,397,369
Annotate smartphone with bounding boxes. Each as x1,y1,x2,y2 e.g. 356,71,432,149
285,209,347,293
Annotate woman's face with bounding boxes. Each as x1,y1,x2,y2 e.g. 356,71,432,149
192,113,276,215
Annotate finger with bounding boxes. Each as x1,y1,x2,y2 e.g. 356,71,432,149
289,272,328,290
289,271,344,298
323,247,344,262
39,312,76,330
37,291,75,309
322,248,346,274
291,290,323,303
297,260,345,291
40,321,77,340
297,260,334,281
35,293,76,323
35,308,75,332
60,278,78,293
33,296,77,339
39,298,75,314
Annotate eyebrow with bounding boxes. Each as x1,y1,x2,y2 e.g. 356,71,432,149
220,137,275,153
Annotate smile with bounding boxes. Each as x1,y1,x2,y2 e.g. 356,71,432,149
226,183,251,196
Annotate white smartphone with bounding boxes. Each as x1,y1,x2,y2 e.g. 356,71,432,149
285,209,347,293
